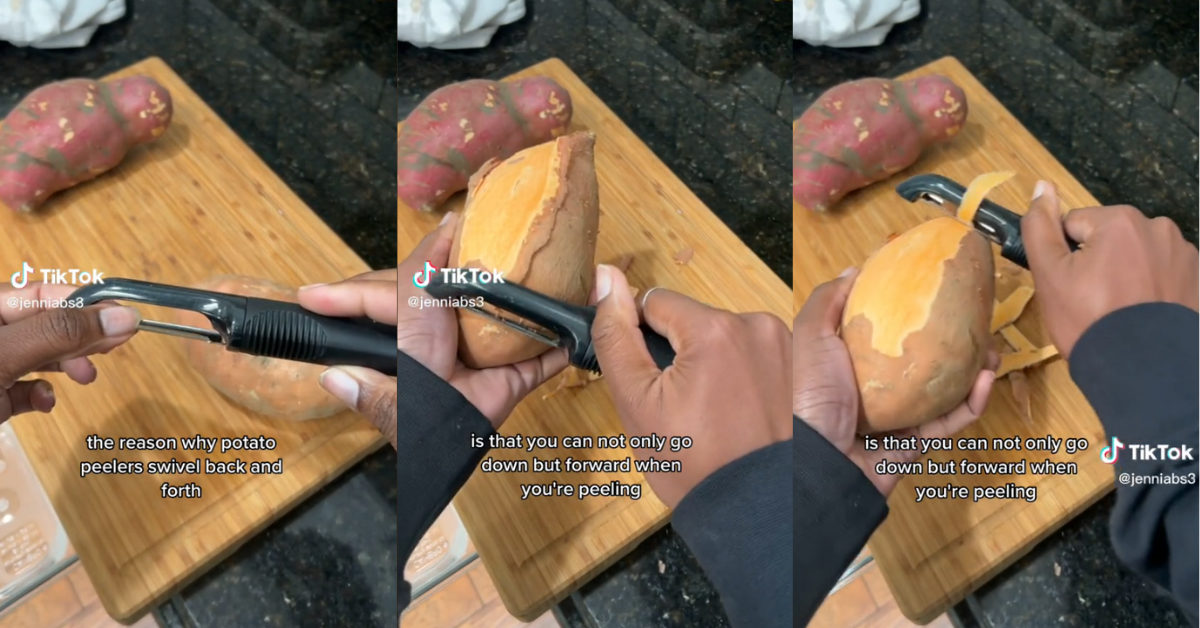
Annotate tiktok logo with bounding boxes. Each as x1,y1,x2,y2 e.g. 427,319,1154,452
9,262,33,289
1100,437,1124,464
412,261,437,288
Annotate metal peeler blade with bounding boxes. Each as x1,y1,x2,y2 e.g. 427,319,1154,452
422,272,675,375
69,278,398,376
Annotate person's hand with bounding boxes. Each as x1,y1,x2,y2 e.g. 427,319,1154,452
0,282,140,423
793,268,999,498
590,265,792,509
395,213,568,429
1023,181,1200,359
298,270,398,447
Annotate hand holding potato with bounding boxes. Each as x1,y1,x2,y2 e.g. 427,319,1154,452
395,214,568,429
793,269,999,497
591,266,792,508
1023,182,1200,359
0,282,139,423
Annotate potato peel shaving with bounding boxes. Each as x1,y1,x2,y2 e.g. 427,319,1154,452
991,287,1035,333
1000,325,1037,353
957,171,1015,225
997,345,1059,378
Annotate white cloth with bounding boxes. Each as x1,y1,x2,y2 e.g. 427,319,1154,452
398,0,525,50
794,0,920,48
0,0,125,49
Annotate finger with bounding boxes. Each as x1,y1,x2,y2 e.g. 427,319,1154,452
794,267,858,339
320,366,398,449
400,213,458,285
298,279,398,324
919,369,997,440
1022,181,1073,275
1,282,100,324
592,265,661,410
986,350,1000,372
61,356,98,384
506,346,570,399
0,306,140,387
639,286,720,342
1058,206,1107,245
7,380,56,415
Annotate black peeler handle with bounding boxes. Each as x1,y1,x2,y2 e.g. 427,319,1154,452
68,278,397,376
233,298,397,376
896,174,1081,270
637,325,675,371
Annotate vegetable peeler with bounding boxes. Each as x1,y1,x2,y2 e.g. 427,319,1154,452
895,174,1080,270
423,274,675,375
69,278,397,376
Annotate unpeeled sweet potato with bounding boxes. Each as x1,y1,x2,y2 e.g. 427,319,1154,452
398,77,573,213
174,276,345,421
793,75,967,212
841,216,994,433
0,75,173,213
449,131,599,369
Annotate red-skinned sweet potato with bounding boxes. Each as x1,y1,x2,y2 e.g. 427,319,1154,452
0,75,173,213
174,276,345,421
398,76,573,213
793,75,967,212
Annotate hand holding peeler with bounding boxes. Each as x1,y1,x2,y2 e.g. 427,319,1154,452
69,278,397,376
424,274,675,375
895,174,1080,270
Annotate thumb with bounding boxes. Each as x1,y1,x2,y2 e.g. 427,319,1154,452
795,267,858,340
320,366,397,449
591,265,660,411
0,305,140,387
1021,181,1070,275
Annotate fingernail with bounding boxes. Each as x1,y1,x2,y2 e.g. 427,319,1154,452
595,265,613,301
838,267,855,278
1031,181,1047,201
439,211,456,227
319,368,361,408
99,306,140,337
299,283,327,291
37,382,55,410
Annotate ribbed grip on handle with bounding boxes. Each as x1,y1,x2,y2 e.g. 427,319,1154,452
241,310,328,361
1001,237,1029,270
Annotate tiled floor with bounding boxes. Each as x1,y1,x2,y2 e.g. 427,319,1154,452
0,560,158,628
808,552,955,628
402,560,560,628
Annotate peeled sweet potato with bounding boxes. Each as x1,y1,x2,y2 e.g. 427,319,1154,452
793,75,967,212
449,131,599,369
174,276,344,421
841,217,994,433
0,75,173,213
398,77,573,213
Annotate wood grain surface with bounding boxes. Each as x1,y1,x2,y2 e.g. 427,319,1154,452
793,56,1113,623
0,58,386,623
398,58,792,621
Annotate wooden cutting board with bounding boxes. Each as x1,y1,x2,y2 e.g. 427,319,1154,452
398,58,792,620
794,56,1114,623
0,58,386,623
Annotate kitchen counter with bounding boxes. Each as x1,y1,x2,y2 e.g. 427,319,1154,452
400,0,790,626
0,0,399,626
795,1,1197,627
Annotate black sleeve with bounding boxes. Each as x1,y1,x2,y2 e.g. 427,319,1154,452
793,416,889,626
397,350,495,614
1068,302,1199,624
671,438,792,628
